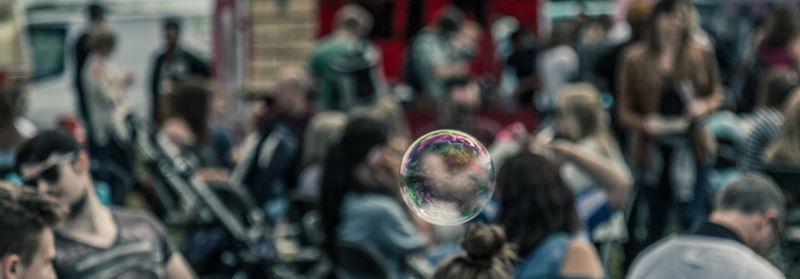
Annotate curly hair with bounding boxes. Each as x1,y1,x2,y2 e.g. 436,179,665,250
0,181,63,265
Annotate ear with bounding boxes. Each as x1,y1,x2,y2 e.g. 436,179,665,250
75,151,91,174
762,208,780,229
367,146,383,166
2,254,22,279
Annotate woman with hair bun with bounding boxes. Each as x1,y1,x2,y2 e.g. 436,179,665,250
433,223,516,279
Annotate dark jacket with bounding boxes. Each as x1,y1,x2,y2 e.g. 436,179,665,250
150,47,211,123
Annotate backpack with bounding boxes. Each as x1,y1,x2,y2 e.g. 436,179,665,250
328,40,382,111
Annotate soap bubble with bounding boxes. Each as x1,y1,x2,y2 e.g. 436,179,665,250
399,129,495,226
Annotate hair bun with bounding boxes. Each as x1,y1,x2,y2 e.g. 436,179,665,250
461,223,507,260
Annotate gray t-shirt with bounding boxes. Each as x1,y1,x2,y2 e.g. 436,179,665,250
628,235,784,279
53,208,174,279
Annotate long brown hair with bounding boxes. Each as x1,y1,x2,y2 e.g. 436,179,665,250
644,0,707,84
762,4,799,49
766,92,800,165
168,83,211,144
497,152,580,257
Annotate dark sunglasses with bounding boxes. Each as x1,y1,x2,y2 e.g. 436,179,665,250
22,153,77,188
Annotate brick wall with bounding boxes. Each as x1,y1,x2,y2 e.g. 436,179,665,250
249,0,318,90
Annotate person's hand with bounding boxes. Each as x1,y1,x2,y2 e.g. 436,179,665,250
197,168,229,183
373,137,408,188
643,114,665,136
688,101,709,119
119,71,134,88
496,122,528,143
159,118,195,149
542,139,577,165
160,79,174,95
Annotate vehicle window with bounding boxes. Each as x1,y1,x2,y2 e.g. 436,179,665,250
28,24,67,81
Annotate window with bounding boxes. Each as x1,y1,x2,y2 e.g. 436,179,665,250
28,24,67,81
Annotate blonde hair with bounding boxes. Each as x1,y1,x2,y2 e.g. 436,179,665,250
88,26,115,53
766,91,800,165
302,112,348,164
560,83,621,159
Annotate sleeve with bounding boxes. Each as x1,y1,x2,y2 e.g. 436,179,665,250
186,51,212,78
144,213,176,264
84,62,119,108
212,128,235,168
150,54,163,120
73,34,89,86
248,128,300,204
424,38,448,67
307,46,325,79
374,200,426,259
616,47,646,132
701,48,724,112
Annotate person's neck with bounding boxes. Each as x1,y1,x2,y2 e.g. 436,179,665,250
166,44,179,54
710,211,751,247
60,189,114,235
660,37,681,54
334,29,358,40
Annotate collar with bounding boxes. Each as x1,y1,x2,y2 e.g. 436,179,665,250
689,221,745,245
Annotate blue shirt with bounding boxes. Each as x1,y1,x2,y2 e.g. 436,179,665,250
337,192,426,276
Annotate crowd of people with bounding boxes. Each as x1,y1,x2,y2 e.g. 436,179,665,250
3,0,800,278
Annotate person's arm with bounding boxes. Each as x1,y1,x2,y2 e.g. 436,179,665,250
561,238,605,278
549,140,633,210
84,61,118,108
150,54,163,120
146,213,197,279
376,199,428,258
616,46,647,132
247,128,299,204
688,47,724,119
186,51,212,78
701,48,724,113
165,252,197,279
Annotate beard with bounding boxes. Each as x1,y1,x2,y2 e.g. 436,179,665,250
67,188,89,220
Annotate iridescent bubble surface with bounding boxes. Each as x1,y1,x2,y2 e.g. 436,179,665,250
399,129,495,226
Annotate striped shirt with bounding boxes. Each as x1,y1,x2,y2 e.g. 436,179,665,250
740,108,784,171
53,208,174,279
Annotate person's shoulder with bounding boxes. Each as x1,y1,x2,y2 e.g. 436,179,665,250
744,256,785,279
562,237,604,278
621,43,647,61
345,193,404,217
628,235,679,266
566,237,597,256
352,192,400,208
565,238,601,264
110,207,165,230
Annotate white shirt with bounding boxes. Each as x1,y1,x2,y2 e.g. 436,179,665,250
537,45,578,111
82,54,130,146
628,235,785,279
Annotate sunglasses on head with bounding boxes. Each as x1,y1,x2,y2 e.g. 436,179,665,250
23,152,77,188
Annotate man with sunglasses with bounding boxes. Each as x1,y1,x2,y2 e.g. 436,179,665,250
628,173,786,279
1,181,62,279
14,130,196,279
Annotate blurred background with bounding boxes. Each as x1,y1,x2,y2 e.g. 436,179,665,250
3,0,800,278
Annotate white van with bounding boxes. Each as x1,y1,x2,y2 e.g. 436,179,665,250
22,0,213,128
